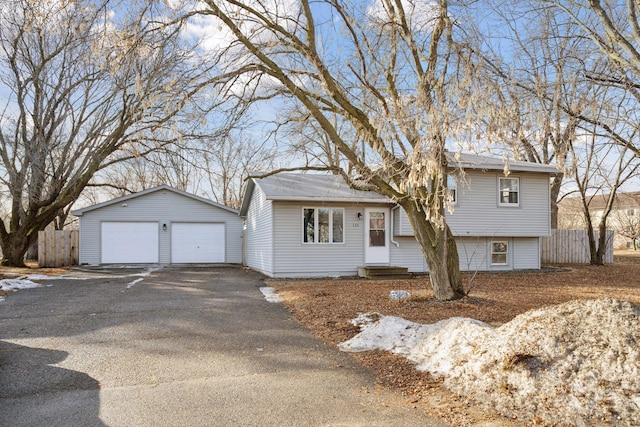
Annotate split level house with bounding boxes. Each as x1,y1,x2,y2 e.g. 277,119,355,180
71,153,556,275
239,153,558,278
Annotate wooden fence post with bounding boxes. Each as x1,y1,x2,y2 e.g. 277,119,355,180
541,229,614,264
38,230,79,267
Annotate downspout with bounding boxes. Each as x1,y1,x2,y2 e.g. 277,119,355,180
390,205,400,248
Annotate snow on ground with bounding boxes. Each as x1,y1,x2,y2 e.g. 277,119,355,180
0,277,46,292
340,299,640,426
0,266,164,299
260,287,283,303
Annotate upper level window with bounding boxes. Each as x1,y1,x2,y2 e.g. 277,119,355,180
447,175,457,205
499,177,519,206
303,208,344,244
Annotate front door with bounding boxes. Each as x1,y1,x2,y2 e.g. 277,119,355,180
365,208,390,264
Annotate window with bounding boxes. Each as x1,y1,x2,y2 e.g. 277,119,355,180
303,208,344,243
499,177,519,206
491,241,508,265
447,175,457,205
369,211,386,247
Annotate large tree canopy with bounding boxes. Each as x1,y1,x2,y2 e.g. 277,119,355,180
185,0,491,300
0,0,216,265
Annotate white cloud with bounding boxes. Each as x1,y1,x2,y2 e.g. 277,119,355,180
366,0,438,32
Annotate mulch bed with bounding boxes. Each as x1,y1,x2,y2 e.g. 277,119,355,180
267,252,640,426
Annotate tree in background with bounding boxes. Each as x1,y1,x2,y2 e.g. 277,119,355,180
187,0,494,300
0,0,217,266
611,206,640,250
529,0,640,262
479,3,602,228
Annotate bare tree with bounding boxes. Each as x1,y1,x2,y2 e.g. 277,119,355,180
188,0,492,300
479,3,602,228
568,127,640,264
0,0,216,266
611,207,640,250
538,0,640,156
200,134,278,209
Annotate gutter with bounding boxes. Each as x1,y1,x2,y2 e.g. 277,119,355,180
390,205,400,248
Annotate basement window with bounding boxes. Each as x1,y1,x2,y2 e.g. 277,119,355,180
491,241,508,265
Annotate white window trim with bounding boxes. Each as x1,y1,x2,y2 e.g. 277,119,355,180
498,177,520,207
302,207,345,244
491,240,509,265
448,177,458,206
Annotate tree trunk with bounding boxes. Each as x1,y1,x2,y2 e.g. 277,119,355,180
402,202,465,301
0,232,33,267
549,173,563,229
595,220,609,264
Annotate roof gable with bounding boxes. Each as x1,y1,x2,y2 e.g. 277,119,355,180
239,173,390,217
449,152,558,174
239,153,557,216
256,173,389,202
71,185,239,216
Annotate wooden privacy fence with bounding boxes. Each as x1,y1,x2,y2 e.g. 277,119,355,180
541,229,614,264
38,229,79,267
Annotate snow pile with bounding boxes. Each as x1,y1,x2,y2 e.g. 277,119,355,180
0,277,45,292
340,299,640,426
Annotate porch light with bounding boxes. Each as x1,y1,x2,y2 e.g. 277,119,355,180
357,212,363,220
162,223,167,231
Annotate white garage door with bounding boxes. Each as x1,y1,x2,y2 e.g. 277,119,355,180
101,222,159,263
171,223,225,263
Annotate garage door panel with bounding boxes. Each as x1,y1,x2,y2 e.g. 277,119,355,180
171,223,225,263
101,222,159,263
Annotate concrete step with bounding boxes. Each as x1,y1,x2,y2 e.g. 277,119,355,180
357,266,411,279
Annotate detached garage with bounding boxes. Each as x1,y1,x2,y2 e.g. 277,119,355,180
72,185,242,265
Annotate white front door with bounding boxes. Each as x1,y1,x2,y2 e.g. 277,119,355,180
365,208,390,264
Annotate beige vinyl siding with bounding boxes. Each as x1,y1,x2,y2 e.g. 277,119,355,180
272,202,374,277
78,189,242,265
395,171,551,238
390,237,427,272
393,207,414,236
456,237,490,271
244,186,274,276
389,237,538,273
389,237,496,273
513,237,541,269
448,171,551,236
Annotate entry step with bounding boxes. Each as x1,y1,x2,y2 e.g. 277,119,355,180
357,266,411,279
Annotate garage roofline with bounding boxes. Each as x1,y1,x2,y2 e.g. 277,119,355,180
71,185,239,216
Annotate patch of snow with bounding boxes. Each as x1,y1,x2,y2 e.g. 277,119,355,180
260,287,282,303
0,278,45,292
340,299,640,426
389,290,411,301
23,274,66,281
134,266,161,277
126,278,144,288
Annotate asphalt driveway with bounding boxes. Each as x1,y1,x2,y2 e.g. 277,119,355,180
0,266,443,427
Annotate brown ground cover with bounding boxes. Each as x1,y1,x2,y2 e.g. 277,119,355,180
267,251,640,426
